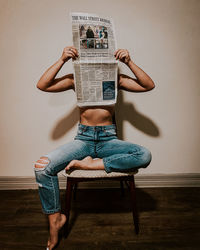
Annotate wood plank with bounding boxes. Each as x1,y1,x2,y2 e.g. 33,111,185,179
0,188,199,249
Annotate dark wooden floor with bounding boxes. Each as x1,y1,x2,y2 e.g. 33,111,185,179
0,187,199,250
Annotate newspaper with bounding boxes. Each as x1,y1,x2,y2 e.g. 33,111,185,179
71,12,118,107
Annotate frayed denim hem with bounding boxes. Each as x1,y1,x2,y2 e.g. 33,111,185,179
103,158,112,173
42,208,61,215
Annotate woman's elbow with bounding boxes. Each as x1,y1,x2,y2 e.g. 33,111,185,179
36,82,42,90
36,81,45,91
151,81,155,90
147,80,155,91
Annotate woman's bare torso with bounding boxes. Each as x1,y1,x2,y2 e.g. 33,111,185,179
79,105,115,126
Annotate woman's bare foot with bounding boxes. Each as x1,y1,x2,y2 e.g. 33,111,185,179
65,156,105,171
47,213,66,250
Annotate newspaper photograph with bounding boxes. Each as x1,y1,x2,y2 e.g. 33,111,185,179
71,12,117,63
71,12,118,107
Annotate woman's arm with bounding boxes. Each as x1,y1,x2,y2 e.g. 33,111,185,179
36,46,78,92
115,49,155,92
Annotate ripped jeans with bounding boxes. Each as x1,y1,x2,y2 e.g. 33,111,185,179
34,123,152,214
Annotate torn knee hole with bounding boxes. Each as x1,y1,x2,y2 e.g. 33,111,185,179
34,157,50,168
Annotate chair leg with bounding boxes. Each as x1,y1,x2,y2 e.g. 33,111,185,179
129,175,139,234
125,180,130,190
120,180,125,197
73,183,78,201
64,178,73,237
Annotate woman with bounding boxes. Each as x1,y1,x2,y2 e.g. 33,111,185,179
34,46,155,249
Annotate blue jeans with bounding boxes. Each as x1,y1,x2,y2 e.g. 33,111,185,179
34,124,152,214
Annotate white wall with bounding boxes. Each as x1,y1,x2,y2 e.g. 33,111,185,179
0,0,199,176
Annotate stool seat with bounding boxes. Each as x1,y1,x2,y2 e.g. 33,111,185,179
62,169,138,178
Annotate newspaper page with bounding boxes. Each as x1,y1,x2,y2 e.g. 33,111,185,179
71,12,118,107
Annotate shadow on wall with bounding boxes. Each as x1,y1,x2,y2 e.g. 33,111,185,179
115,91,160,140
50,91,160,140
51,106,80,140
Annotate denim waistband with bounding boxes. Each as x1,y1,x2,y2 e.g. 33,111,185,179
78,123,116,132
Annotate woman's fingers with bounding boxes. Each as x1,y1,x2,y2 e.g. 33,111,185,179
64,47,78,57
61,46,79,61
119,52,127,60
114,49,130,63
67,46,79,57
66,51,77,59
114,49,122,59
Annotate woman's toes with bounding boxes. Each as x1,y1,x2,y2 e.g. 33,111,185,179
65,160,78,170
84,156,92,161
47,238,50,248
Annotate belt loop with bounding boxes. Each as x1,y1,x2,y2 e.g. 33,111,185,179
103,127,108,136
78,124,87,134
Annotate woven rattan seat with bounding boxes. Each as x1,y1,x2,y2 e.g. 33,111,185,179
62,169,138,178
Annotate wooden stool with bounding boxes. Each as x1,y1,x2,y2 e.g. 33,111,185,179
62,169,139,236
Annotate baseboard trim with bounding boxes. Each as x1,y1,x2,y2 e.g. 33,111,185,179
0,173,200,190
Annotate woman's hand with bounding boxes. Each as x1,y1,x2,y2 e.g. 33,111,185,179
60,46,79,63
114,49,131,64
